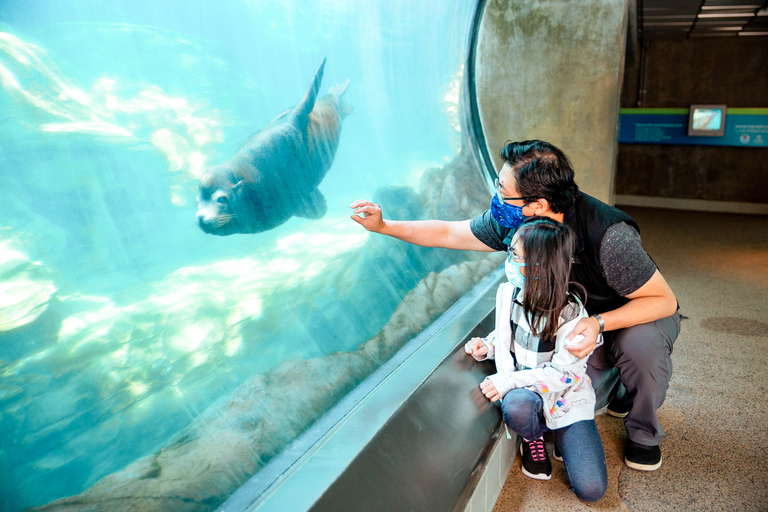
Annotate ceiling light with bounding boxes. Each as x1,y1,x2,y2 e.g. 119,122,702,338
698,12,756,18
644,21,694,26
700,5,760,9
644,15,697,19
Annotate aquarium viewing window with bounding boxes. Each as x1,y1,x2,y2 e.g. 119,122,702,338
688,104,727,137
0,1,500,511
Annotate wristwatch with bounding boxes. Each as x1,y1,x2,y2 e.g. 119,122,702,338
592,314,605,334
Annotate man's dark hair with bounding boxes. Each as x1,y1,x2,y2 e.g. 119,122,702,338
499,140,579,213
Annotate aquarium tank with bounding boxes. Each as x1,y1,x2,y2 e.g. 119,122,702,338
0,1,502,510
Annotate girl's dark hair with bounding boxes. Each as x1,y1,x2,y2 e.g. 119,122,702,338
499,140,579,213
514,217,578,341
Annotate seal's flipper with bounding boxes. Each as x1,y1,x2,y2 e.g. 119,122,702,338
291,58,326,132
328,78,353,119
328,78,349,99
294,188,327,220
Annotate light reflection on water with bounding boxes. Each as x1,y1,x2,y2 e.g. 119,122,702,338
6,214,368,375
0,30,222,206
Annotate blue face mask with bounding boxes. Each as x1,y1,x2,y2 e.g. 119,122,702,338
504,256,526,290
490,195,530,229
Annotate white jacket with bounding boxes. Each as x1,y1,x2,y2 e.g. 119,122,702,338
475,282,602,430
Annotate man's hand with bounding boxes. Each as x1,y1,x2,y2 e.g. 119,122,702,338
349,202,496,252
350,200,385,233
464,337,488,360
480,378,501,402
564,316,600,359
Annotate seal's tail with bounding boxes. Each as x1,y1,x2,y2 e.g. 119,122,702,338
329,79,352,119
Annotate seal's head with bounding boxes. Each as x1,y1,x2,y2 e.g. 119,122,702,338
196,166,244,236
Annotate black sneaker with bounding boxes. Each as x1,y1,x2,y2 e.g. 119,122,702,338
553,443,563,462
519,437,552,480
624,440,662,471
607,394,632,418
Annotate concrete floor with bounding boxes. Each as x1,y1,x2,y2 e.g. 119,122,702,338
492,207,768,512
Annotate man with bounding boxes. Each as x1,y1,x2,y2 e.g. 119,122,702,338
350,139,680,472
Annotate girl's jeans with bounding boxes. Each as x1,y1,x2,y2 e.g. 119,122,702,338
501,388,607,502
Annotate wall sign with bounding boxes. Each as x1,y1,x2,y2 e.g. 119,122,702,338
619,108,768,147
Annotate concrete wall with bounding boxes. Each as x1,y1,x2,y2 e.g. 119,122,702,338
473,0,627,204
617,37,768,206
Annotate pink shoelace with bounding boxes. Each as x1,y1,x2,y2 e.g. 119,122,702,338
527,437,547,461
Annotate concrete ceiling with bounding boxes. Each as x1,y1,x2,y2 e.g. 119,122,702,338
640,0,768,38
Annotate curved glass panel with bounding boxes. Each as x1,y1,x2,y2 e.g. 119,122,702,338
0,1,500,510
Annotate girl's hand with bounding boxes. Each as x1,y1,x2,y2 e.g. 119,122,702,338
464,337,488,359
480,378,500,402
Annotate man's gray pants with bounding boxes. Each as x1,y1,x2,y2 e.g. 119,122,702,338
587,311,681,446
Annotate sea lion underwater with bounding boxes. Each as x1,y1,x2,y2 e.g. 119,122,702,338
196,58,350,235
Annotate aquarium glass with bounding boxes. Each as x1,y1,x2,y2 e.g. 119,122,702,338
0,1,501,510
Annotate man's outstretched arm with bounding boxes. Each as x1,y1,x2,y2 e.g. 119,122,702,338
350,199,496,251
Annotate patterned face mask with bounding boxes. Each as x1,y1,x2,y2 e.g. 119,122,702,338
491,195,530,229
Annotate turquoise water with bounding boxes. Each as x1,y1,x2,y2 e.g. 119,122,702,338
0,1,483,509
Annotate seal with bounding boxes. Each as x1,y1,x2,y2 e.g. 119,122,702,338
196,58,350,235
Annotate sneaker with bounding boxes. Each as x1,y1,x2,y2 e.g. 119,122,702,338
624,440,662,471
553,443,563,462
607,394,632,418
519,437,552,480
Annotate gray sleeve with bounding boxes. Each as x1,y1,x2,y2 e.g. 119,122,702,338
469,210,509,251
599,222,658,296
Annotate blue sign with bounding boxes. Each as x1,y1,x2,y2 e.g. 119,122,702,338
619,108,768,147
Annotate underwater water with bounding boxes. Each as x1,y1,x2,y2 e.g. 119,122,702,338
0,1,498,510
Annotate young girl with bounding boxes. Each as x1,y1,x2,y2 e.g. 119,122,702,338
465,217,607,502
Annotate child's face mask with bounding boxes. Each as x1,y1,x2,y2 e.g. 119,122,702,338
505,251,526,289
